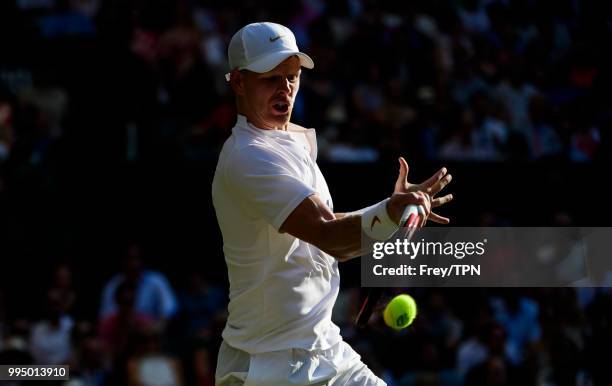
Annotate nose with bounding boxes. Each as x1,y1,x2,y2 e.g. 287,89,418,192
278,77,291,95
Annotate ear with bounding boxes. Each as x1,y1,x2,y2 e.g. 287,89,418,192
229,69,246,96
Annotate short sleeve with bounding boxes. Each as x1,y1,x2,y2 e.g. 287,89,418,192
152,273,178,318
225,144,315,230
99,276,120,318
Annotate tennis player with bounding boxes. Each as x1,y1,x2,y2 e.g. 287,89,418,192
212,22,453,386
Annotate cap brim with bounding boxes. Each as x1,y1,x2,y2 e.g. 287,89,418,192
224,51,314,81
246,50,314,73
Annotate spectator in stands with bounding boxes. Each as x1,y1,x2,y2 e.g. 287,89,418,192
48,262,76,317
525,95,563,159
98,279,154,361
29,288,74,365
421,291,463,367
126,324,184,386
464,355,509,386
183,338,216,386
457,322,515,378
69,331,109,386
99,242,177,321
175,271,225,339
490,291,541,365
0,99,14,163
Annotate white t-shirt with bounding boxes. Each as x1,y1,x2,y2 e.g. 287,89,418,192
212,115,342,354
29,315,74,365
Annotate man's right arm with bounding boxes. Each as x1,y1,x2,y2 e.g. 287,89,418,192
279,192,429,262
224,146,445,261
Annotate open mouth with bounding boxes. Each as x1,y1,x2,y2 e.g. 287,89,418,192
272,102,290,114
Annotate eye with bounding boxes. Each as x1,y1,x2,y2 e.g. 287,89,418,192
265,75,281,82
287,74,299,83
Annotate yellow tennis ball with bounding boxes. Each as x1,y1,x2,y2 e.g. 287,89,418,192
384,294,417,330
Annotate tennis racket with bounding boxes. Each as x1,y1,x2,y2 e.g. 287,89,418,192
355,204,422,327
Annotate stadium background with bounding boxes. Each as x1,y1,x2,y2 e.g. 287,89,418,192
0,0,610,385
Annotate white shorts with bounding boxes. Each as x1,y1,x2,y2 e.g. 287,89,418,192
215,340,386,386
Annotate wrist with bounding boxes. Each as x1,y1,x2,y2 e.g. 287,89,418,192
361,198,399,240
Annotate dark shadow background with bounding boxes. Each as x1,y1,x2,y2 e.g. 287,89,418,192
0,0,611,385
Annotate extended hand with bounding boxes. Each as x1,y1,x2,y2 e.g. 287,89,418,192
393,157,453,224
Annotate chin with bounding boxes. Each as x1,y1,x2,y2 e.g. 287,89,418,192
269,115,291,127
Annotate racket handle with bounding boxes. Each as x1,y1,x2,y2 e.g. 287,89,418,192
400,204,421,228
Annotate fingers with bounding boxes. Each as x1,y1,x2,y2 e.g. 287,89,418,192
422,192,431,227
396,189,450,228
419,208,428,228
432,193,454,208
399,157,409,175
396,192,426,206
428,173,452,197
420,167,448,191
394,157,409,193
390,192,424,225
414,192,430,228
428,212,450,224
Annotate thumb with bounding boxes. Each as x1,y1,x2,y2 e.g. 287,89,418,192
394,157,409,192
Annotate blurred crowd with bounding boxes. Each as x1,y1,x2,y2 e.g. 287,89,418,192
0,242,227,386
0,0,609,174
1,242,612,386
0,0,610,386
341,285,612,386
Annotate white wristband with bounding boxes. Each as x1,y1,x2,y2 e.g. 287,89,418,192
360,198,399,240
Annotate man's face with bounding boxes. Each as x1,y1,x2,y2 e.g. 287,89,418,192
234,56,301,129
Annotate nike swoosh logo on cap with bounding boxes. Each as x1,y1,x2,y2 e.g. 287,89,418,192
269,35,283,42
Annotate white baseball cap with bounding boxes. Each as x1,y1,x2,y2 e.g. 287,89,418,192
225,22,314,81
